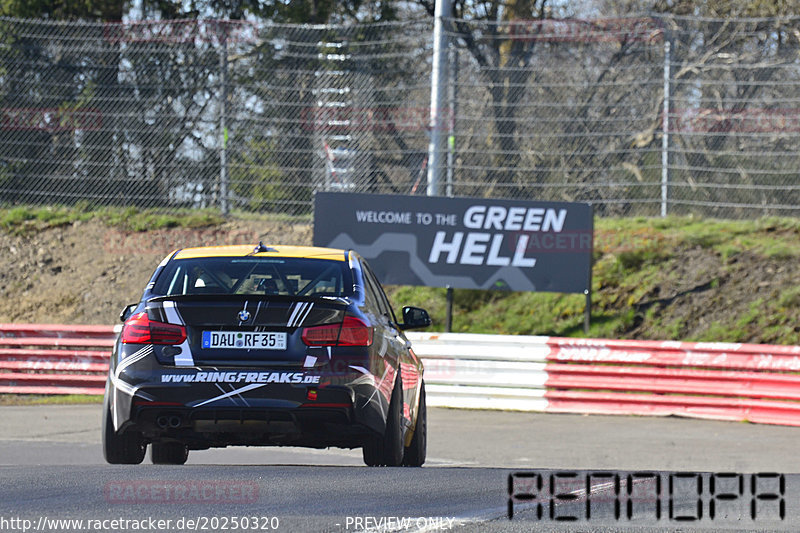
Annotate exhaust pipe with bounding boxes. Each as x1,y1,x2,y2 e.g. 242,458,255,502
168,416,182,428
156,416,169,429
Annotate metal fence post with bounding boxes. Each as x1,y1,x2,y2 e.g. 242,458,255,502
446,45,457,198
429,0,454,330
427,0,451,198
661,37,671,218
219,28,229,216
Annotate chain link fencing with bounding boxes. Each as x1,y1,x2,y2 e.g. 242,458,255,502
0,15,798,218
447,15,800,217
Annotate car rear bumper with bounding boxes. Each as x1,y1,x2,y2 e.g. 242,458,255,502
109,363,390,449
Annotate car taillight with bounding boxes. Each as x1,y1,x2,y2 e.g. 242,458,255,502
121,312,186,345
302,316,374,347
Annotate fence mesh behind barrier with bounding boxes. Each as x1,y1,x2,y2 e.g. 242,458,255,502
0,15,799,218
0,17,434,214
448,16,800,217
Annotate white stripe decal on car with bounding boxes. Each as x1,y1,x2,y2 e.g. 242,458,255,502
295,303,314,327
288,302,313,327
193,383,267,407
115,345,153,376
162,301,184,325
173,339,194,366
286,302,304,327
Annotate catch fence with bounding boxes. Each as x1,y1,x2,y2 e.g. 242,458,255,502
0,15,799,218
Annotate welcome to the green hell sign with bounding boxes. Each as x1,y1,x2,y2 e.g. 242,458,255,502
314,192,593,294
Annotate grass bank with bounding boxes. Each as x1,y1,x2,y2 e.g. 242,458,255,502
1,206,798,344
386,216,800,345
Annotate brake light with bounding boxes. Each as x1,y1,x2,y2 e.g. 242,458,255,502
302,316,374,347
339,316,374,346
121,312,186,345
301,322,339,346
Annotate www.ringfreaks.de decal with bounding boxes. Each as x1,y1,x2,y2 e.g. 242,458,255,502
161,371,320,384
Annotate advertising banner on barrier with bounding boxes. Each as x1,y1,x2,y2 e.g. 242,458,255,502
313,192,593,293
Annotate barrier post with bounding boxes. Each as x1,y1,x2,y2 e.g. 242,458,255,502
445,285,454,332
426,0,452,197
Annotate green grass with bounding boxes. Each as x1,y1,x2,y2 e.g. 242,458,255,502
0,205,318,235
389,215,800,345
0,394,102,406
4,207,800,345
0,206,91,234
98,206,225,232
0,205,226,235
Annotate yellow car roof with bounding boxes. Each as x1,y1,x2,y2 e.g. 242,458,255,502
173,245,348,261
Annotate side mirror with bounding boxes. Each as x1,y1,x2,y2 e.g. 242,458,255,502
399,306,431,330
119,303,137,323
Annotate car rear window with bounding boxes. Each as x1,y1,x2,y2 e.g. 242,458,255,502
152,257,353,298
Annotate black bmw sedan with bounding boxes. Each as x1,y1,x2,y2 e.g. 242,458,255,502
103,244,430,467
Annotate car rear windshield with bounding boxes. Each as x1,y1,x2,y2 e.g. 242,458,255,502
152,257,354,298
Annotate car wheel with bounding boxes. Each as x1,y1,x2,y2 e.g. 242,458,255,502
362,374,404,467
362,433,382,467
151,441,189,465
103,397,146,465
402,381,426,467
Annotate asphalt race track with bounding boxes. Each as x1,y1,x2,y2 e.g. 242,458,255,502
2,405,800,532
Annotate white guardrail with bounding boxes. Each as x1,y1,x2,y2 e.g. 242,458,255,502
4,324,800,426
405,331,800,427
406,332,552,412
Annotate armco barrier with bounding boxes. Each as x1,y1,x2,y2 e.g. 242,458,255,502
3,324,800,427
405,332,800,427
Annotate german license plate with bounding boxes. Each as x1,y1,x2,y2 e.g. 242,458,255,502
201,331,287,350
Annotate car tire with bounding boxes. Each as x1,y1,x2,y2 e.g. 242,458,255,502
103,396,146,465
151,441,189,465
362,374,404,467
402,381,426,467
